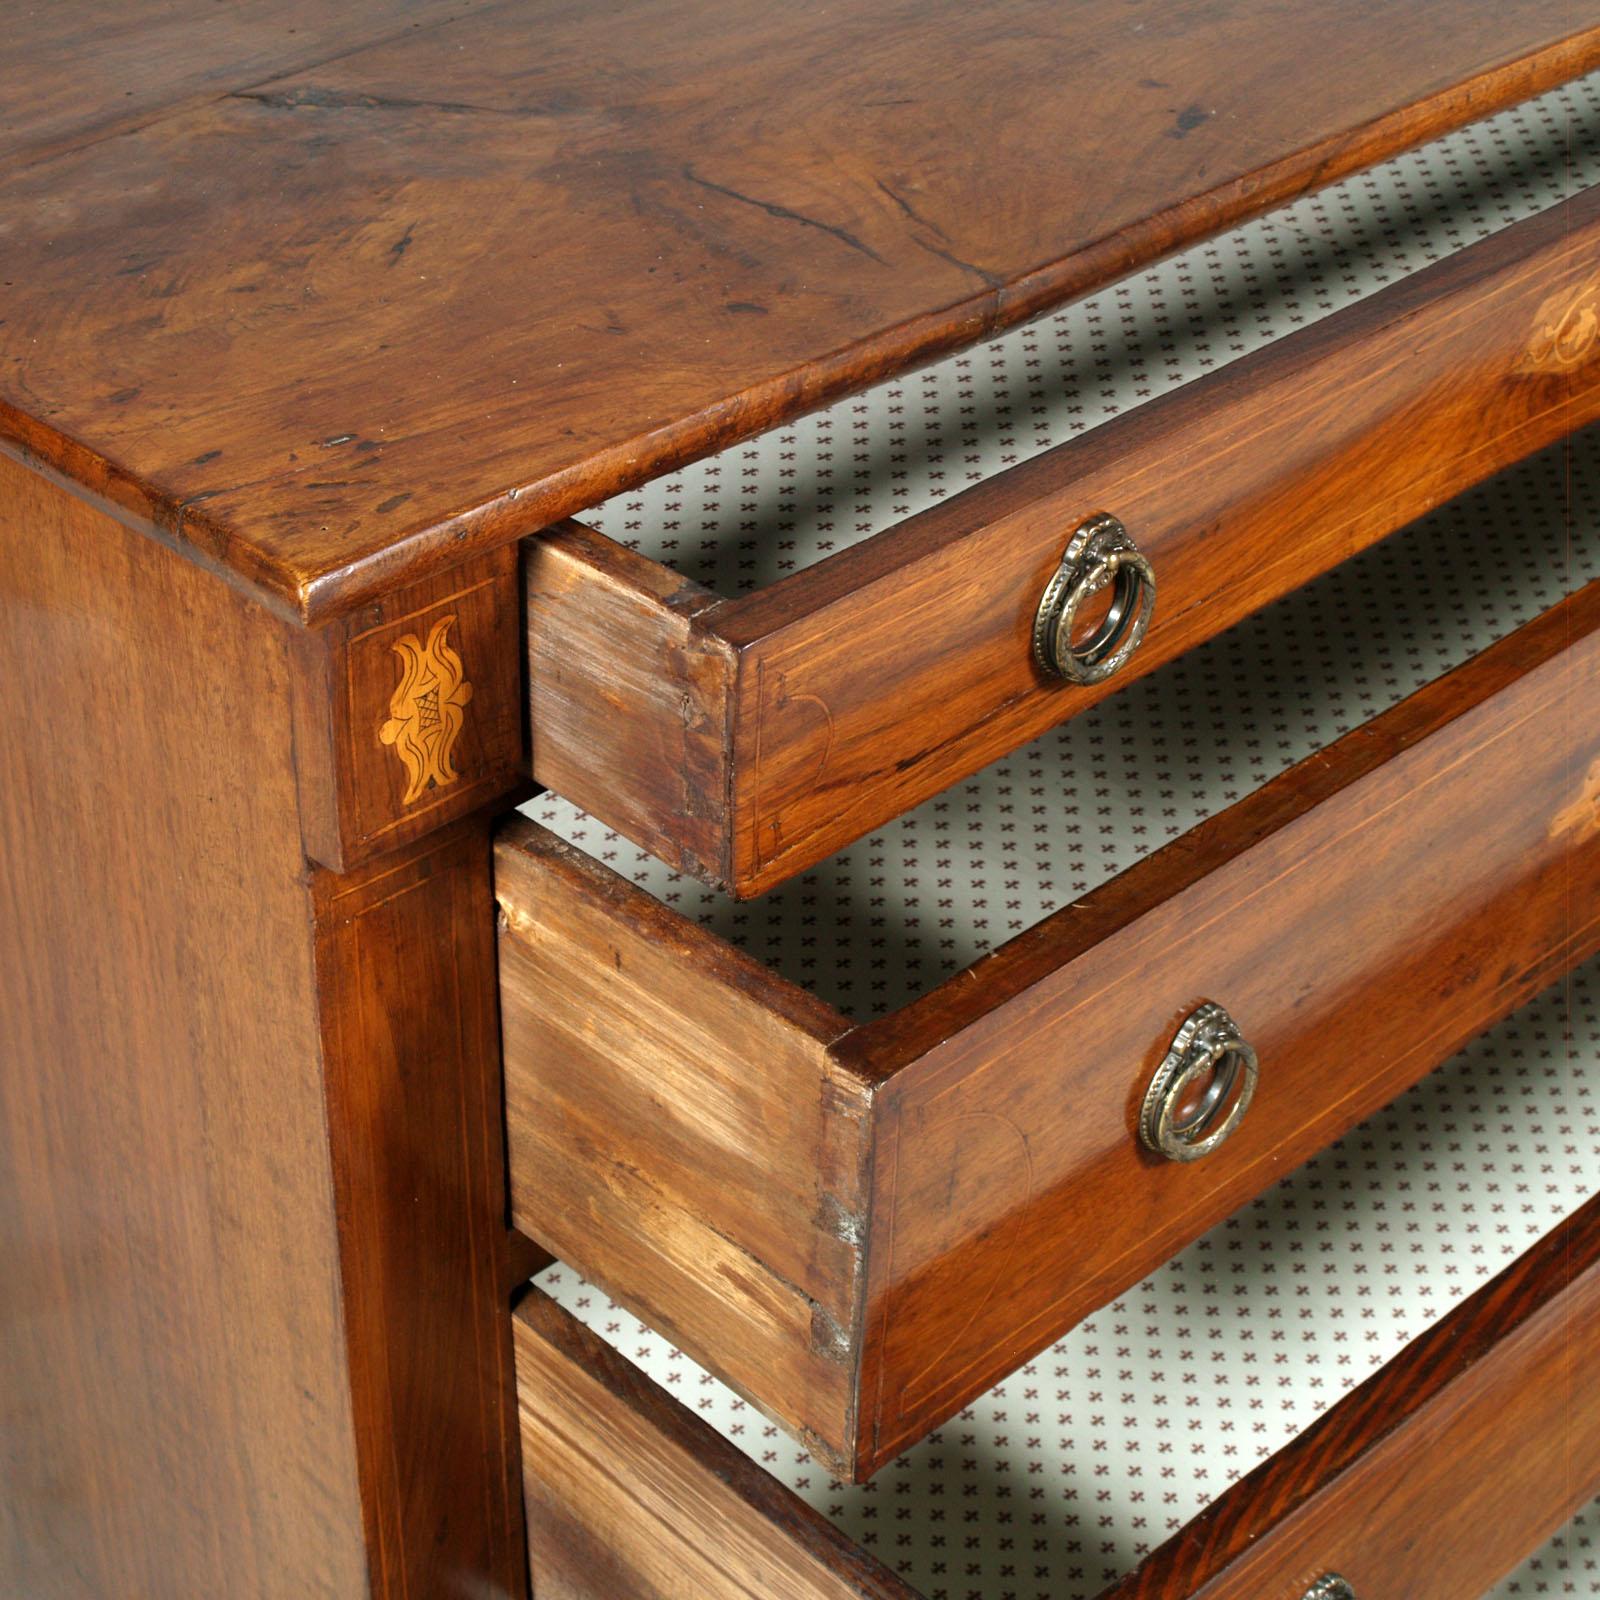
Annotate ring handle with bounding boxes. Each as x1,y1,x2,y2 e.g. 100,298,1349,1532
1033,512,1156,684
1300,1579,1356,1600
1139,1001,1258,1163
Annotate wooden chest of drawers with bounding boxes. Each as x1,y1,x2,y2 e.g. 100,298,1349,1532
3,6,1599,1598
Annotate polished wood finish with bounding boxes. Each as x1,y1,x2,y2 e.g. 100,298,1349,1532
312,820,526,1597
292,545,527,870
0,453,364,1596
850,579,1600,1470
0,453,525,1596
498,577,1600,1480
3,3,1596,621
513,1199,1600,1600
530,187,1600,894
515,1292,915,1600
0,1,502,169
1102,1191,1600,1599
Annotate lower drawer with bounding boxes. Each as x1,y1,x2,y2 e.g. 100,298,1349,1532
518,1207,1600,1600
499,554,1600,1479
513,987,1600,1599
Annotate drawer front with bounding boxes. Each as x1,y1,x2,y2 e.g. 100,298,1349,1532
514,1191,1600,1600
526,185,1600,897
498,581,1600,1480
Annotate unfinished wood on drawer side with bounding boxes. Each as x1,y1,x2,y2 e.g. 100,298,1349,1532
851,580,1600,1467
496,826,866,1461
525,525,733,882
1105,1191,1600,1600
526,189,1600,897
515,1293,915,1600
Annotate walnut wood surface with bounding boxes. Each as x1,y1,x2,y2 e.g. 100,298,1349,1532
0,1,502,170
515,1292,916,1600
498,578,1600,1481
3,2,1596,620
313,820,527,1598
0,451,525,1595
0,453,365,1595
1102,1191,1600,1599
512,1202,1600,1600
531,188,1600,895
850,578,1600,1470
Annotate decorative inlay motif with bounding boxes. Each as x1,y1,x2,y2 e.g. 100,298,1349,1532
1519,269,1600,373
379,616,473,803
1553,755,1600,842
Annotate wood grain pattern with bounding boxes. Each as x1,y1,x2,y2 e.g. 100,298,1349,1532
497,829,864,1459
524,528,732,885
530,188,1600,895
851,577,1600,1470
0,0,503,169
314,819,527,1600
3,2,1596,620
511,1201,1600,1600
0,453,366,1596
1102,1191,1600,1600
515,1292,916,1600
0,449,526,1596
498,578,1600,1480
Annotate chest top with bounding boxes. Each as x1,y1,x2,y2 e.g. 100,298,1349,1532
3,0,1596,622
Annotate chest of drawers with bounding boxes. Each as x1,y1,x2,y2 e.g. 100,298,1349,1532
2,6,1598,1598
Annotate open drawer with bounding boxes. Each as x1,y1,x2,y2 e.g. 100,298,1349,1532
499,440,1600,1480
514,976,1600,1598
525,79,1600,896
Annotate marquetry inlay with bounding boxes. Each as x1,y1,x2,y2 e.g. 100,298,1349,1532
1520,270,1600,372
378,616,474,804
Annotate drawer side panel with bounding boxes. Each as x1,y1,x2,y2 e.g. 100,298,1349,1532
526,524,734,884
497,822,867,1468
514,1293,916,1600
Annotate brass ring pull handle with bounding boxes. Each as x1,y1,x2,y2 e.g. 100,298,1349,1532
1299,1579,1356,1600
1139,1001,1259,1163
1033,513,1156,683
